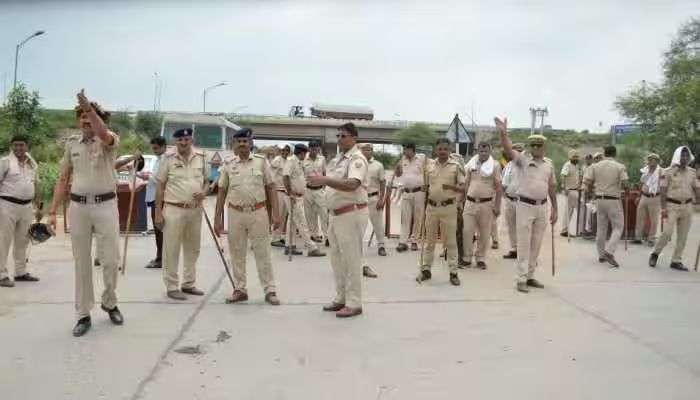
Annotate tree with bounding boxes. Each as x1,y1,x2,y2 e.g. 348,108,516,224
109,111,134,134
615,18,700,162
393,123,437,148
0,84,50,152
135,111,163,138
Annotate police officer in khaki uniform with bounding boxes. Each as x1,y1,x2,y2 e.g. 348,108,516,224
583,145,628,268
283,143,325,257
497,117,558,293
633,153,661,245
0,135,41,287
417,138,465,285
360,143,387,257
303,140,329,245
394,143,425,252
154,128,209,300
49,90,123,337
501,143,524,259
270,145,290,246
560,150,582,237
649,146,700,270
215,128,282,305
461,142,502,269
308,123,368,318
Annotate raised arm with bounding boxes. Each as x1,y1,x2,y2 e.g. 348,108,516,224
495,117,515,162
77,90,113,146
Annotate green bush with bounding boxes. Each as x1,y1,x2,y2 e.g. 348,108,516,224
373,151,398,169
36,161,60,205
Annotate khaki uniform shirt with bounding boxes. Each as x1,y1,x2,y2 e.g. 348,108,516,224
661,166,698,201
0,153,37,200
61,132,120,195
427,158,465,202
218,153,272,206
465,159,501,199
365,159,385,194
399,155,424,189
325,145,368,210
157,149,209,204
584,158,628,197
513,153,556,200
302,154,326,181
283,155,306,196
502,160,519,196
270,155,288,190
560,160,581,190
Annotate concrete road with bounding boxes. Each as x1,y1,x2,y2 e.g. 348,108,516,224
1,197,699,400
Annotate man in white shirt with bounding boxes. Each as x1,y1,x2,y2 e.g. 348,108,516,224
138,137,167,268
360,143,387,257
633,153,661,245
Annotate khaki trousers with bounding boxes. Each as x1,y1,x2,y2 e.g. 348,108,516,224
654,203,693,263
328,208,367,308
596,199,623,256
283,196,318,251
400,190,425,244
162,206,202,292
367,195,386,247
635,195,661,241
462,200,494,262
69,199,120,319
515,202,547,283
562,190,583,234
304,188,328,238
421,203,458,273
271,191,288,241
505,197,518,252
0,200,33,280
228,207,276,294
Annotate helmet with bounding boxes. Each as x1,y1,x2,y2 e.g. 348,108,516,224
28,223,54,244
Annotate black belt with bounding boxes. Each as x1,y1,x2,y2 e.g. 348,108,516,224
403,187,423,193
0,195,32,205
667,198,692,205
367,191,379,197
505,194,518,201
306,185,323,190
70,192,116,204
466,195,493,203
567,188,579,191
428,198,455,207
641,192,659,198
595,195,619,200
519,196,547,205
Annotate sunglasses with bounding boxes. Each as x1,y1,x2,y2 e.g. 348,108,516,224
529,143,543,148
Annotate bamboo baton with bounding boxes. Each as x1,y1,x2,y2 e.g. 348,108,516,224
694,240,699,272
551,218,556,276
120,160,138,275
202,208,237,290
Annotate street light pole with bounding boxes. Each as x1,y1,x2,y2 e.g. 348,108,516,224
13,30,45,88
202,82,226,113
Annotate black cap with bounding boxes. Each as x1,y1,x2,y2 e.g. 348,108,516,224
173,128,193,138
403,142,416,150
232,128,253,139
294,143,309,153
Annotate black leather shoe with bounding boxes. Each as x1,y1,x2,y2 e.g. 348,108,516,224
101,305,124,325
411,243,419,251
271,240,286,247
145,259,162,269
458,259,471,269
94,258,101,267
14,273,39,282
325,239,330,247
491,241,499,249
604,252,620,268
284,247,302,255
476,261,487,270
503,251,517,259
649,253,659,268
72,316,92,337
670,262,688,271
396,243,408,252
416,269,432,282
526,278,545,288
632,239,643,244
378,247,387,256
598,256,607,263
449,273,461,286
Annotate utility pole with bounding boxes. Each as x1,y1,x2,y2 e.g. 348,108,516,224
529,106,549,134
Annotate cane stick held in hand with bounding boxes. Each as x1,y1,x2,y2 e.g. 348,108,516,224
551,219,556,277
203,208,237,290
120,160,138,275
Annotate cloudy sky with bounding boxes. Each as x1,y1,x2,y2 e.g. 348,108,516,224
0,0,697,131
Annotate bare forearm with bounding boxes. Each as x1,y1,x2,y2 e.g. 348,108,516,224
379,181,386,200
49,168,70,213
324,177,361,192
548,186,558,209
214,189,226,221
265,184,280,219
155,183,165,211
499,131,515,162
